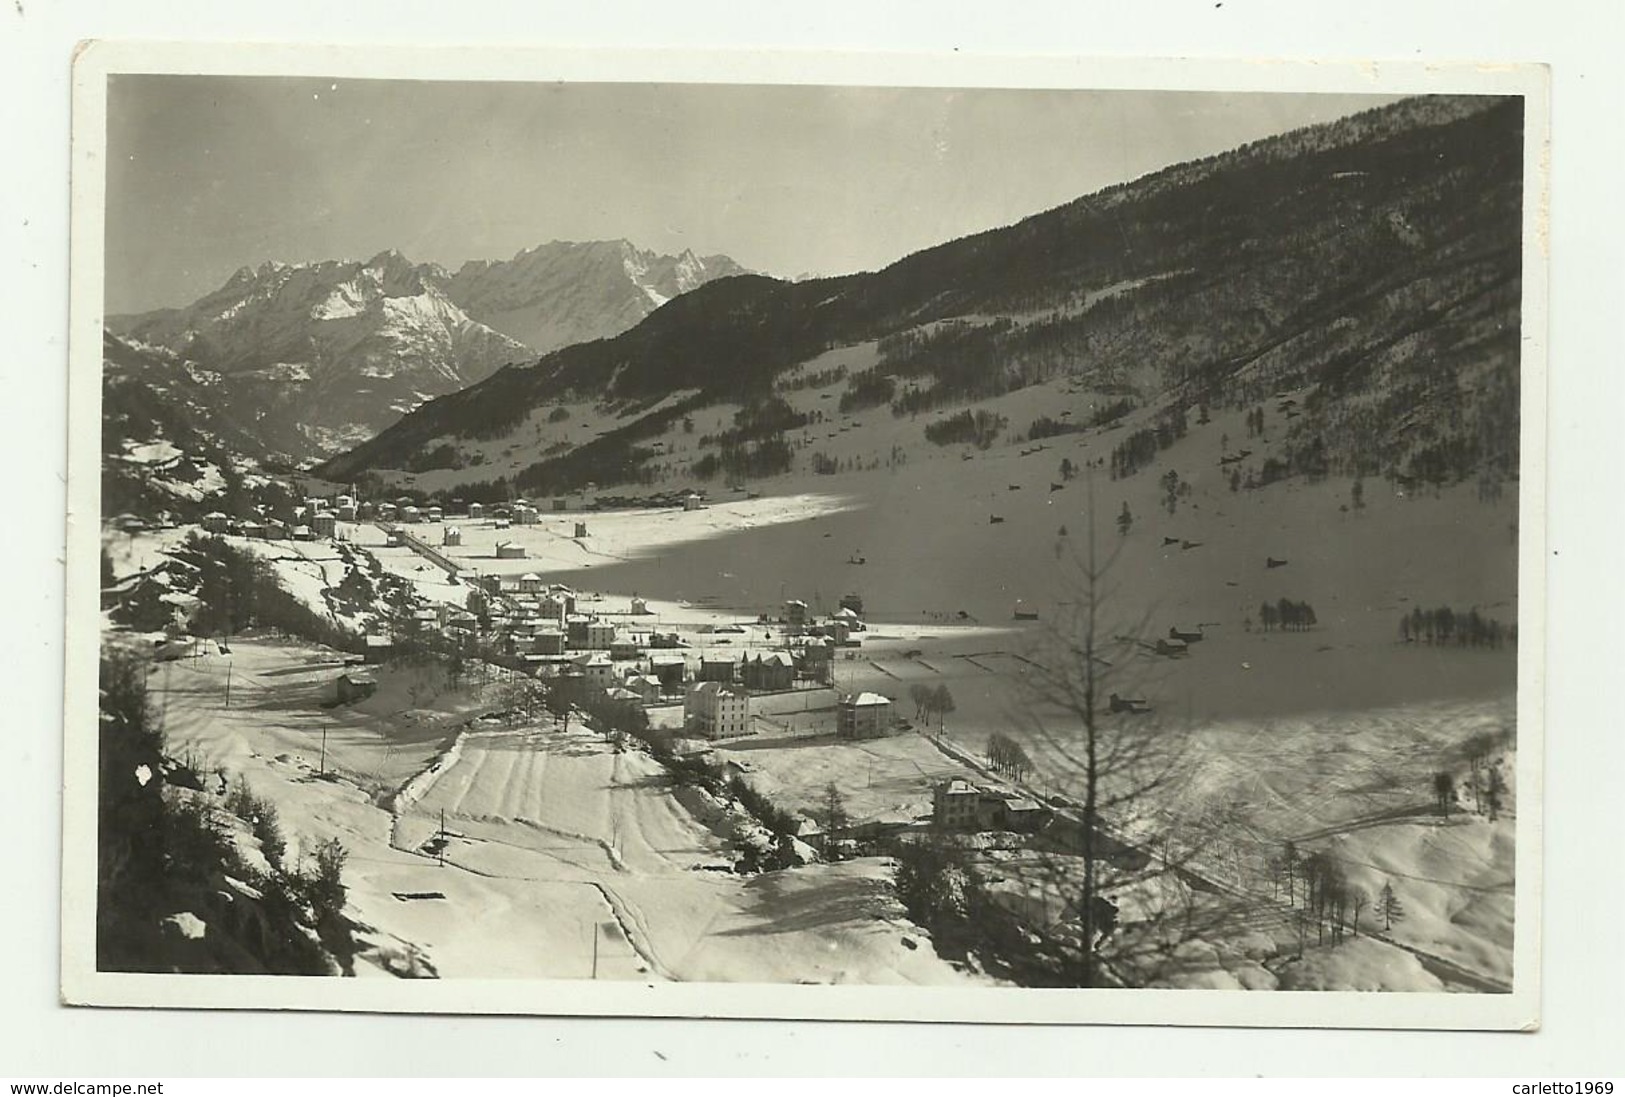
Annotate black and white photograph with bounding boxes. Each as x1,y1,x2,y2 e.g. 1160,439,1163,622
62,44,1547,1027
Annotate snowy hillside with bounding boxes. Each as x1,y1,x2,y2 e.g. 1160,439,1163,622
319,95,1522,504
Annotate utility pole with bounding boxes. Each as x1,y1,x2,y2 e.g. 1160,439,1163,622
224,661,232,709
318,723,328,777
438,808,446,868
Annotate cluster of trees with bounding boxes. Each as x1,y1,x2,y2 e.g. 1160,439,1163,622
1159,469,1190,515
874,319,1021,414
775,363,848,393
1399,605,1515,648
1026,415,1085,441
1431,733,1512,822
178,535,360,653
890,832,1112,988
690,437,794,481
836,369,897,414
514,434,662,495
908,683,957,729
98,650,353,974
986,732,1035,781
1257,598,1318,632
1463,734,1512,820
402,442,463,472
699,396,809,448
1108,407,1187,480
923,410,1007,449
1243,406,1268,438
1270,842,1368,948
1090,398,1137,428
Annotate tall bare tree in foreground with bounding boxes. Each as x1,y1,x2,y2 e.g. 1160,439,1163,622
1014,476,1229,987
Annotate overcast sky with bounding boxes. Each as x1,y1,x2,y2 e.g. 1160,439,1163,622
104,77,1399,314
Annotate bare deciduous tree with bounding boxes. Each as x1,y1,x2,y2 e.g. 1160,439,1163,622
1002,478,1233,987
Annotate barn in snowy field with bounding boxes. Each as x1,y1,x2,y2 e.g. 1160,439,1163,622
336,670,377,704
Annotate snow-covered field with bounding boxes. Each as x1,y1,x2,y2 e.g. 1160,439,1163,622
153,637,977,984
425,493,863,586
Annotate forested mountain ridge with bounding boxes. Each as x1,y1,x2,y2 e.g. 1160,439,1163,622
315,95,1523,500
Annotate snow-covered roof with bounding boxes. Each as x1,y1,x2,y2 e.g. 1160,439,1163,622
688,680,745,698
850,691,890,707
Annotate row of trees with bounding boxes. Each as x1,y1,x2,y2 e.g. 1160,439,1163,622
923,409,1007,449
1270,842,1380,947
908,683,958,728
690,437,794,481
837,369,897,414
1108,407,1188,480
1256,599,1319,632
1400,605,1515,648
986,732,1035,781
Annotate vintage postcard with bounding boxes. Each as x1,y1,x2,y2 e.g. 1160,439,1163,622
63,42,1548,1028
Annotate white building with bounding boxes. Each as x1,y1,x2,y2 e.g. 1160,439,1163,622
584,619,616,651
684,681,751,740
837,691,893,739
573,651,615,689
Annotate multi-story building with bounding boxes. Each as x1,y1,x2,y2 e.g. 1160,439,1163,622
684,681,751,739
836,692,893,739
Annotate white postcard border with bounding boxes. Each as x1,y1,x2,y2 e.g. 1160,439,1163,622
61,40,1550,1030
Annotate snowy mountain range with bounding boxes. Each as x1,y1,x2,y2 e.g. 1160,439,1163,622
447,240,748,355
106,242,748,461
